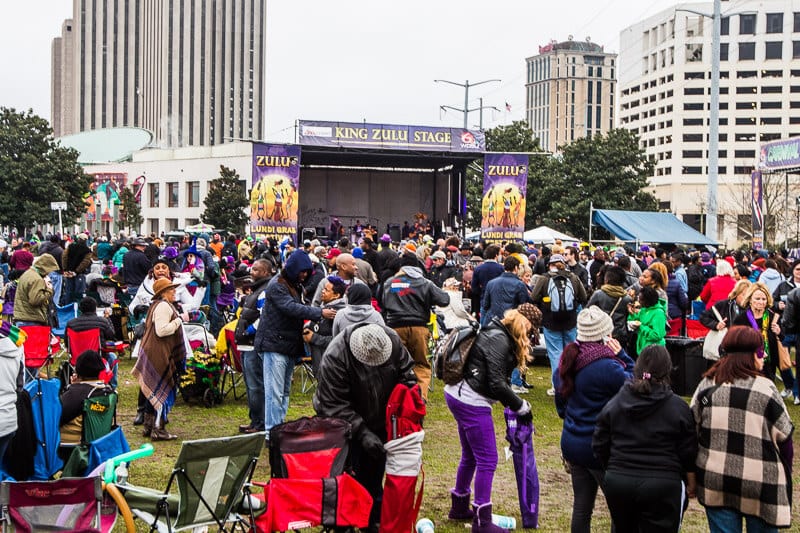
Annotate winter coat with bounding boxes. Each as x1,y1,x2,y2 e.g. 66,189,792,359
382,266,450,328
758,268,783,295
593,382,697,478
254,251,322,356
122,248,152,287
665,275,689,319
0,337,23,438
306,297,347,370
462,318,525,412
587,285,631,344
376,247,400,284
530,268,588,331
699,275,736,310
332,304,385,337
13,254,59,324
234,275,271,349
553,344,635,469
699,298,743,331
686,264,706,300
37,241,64,270
313,324,417,440
629,300,667,355
471,261,504,309
430,263,457,288
481,272,530,325
772,278,797,313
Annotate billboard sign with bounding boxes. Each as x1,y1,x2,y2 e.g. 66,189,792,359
480,153,528,242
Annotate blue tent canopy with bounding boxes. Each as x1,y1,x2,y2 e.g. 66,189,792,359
592,209,718,245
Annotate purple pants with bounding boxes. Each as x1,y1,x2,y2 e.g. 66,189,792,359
445,392,497,505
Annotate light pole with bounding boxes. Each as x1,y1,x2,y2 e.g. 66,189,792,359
435,78,501,128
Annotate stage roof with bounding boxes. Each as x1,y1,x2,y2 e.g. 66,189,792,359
298,145,481,170
592,209,718,245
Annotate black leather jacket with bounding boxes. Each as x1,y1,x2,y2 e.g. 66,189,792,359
312,324,417,440
462,318,524,412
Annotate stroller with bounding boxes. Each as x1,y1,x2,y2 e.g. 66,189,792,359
179,323,223,407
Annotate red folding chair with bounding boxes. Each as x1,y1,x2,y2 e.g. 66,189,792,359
66,327,116,385
222,328,246,400
0,476,104,532
20,325,56,382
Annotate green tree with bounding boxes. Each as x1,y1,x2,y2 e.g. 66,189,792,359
201,165,249,234
528,128,658,239
0,107,92,233
118,186,143,233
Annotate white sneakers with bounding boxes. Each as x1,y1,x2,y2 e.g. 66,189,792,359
511,385,529,394
546,387,556,397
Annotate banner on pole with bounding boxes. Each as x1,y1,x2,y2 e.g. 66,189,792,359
251,144,301,242
480,153,528,242
751,170,763,250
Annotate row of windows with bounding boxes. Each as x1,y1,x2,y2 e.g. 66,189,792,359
711,41,800,61
147,182,200,208
719,13,800,36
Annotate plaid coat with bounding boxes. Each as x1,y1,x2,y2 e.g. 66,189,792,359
690,376,793,527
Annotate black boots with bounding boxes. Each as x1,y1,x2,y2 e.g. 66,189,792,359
133,409,145,426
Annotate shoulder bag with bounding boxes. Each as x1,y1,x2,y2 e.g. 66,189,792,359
702,306,726,361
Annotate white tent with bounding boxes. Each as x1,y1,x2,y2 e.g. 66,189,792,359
523,225,579,245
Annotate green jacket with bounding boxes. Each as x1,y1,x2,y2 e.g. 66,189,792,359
630,299,667,355
13,255,59,324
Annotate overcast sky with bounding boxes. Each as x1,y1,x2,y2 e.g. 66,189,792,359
1,0,684,142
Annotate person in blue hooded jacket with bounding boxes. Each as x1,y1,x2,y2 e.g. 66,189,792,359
254,250,336,436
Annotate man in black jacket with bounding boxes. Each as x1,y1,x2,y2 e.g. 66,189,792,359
123,238,152,297
313,323,417,533
255,251,336,435
233,259,272,433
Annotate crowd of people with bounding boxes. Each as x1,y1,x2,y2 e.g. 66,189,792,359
0,226,796,532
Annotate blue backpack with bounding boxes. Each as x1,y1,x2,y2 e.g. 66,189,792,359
547,274,575,318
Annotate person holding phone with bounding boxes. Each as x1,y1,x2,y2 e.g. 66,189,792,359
554,306,635,533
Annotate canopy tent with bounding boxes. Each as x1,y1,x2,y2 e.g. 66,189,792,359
523,226,579,244
591,209,718,245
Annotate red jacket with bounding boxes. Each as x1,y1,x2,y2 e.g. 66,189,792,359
700,275,736,309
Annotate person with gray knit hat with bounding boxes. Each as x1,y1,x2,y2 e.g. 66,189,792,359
313,323,417,532
553,305,635,532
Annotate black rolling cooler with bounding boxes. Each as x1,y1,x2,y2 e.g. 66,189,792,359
665,316,707,397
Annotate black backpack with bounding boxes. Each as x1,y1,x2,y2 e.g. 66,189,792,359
434,322,480,385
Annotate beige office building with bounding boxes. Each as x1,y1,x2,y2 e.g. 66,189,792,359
52,0,265,147
525,38,617,153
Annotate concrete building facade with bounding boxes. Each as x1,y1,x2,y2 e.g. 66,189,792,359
618,0,800,246
525,38,617,153
52,0,265,147
51,19,75,138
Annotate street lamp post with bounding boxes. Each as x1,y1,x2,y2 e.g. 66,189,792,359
434,79,501,128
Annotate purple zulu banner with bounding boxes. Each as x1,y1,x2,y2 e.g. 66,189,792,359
480,153,529,242
759,137,800,171
751,170,763,250
250,144,301,242
298,120,485,153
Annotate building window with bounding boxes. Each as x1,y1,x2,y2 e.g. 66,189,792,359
739,42,755,60
683,133,703,142
795,13,800,32
765,41,783,59
683,150,703,158
168,183,179,208
721,16,730,35
793,41,800,58
165,218,179,231
187,181,199,207
739,14,756,35
684,103,704,111
735,150,756,158
766,13,783,33
686,43,702,62
736,101,756,110
683,167,703,175
720,42,729,61
684,87,704,95
736,117,756,125
148,183,159,208
148,219,159,235
737,70,757,78
682,214,705,232
683,118,703,126
761,101,782,109
761,116,782,125
762,85,783,93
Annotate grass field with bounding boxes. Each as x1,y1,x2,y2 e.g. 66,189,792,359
111,356,800,532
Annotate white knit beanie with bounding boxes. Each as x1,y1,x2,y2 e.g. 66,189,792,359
349,324,392,366
576,305,614,342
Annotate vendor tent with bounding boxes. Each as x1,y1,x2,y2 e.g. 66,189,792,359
523,226,579,244
592,209,718,245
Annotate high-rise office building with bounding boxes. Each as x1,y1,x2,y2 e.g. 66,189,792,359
52,0,265,147
618,0,800,245
525,37,617,153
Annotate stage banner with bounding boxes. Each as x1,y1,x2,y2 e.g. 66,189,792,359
298,120,485,153
251,144,301,242
480,153,528,242
751,170,764,250
759,137,800,172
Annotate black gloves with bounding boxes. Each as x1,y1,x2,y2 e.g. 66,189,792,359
359,429,385,460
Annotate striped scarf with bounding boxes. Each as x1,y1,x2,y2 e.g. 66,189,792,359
0,320,27,346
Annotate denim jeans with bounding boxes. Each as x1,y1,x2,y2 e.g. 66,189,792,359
445,392,497,505
511,368,524,387
262,351,295,436
48,272,63,307
705,507,778,533
543,327,577,383
242,350,265,430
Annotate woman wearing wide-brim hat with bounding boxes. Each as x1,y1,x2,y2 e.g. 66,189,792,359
132,277,190,440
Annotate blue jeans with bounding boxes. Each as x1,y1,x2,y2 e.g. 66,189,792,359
511,368,524,387
48,272,63,306
705,507,778,533
543,327,577,383
262,351,295,436
242,350,265,430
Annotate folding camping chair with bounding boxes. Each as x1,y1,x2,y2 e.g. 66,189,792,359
64,327,117,386
254,416,372,532
222,328,246,400
0,476,104,532
119,432,264,532
293,356,316,394
53,302,78,337
61,391,119,477
20,325,58,382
